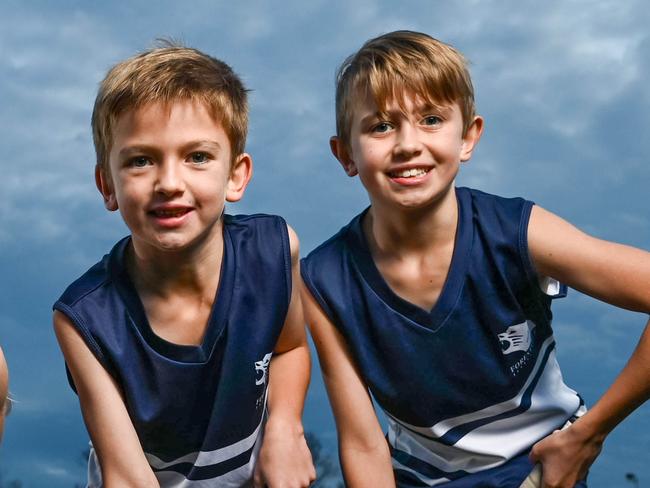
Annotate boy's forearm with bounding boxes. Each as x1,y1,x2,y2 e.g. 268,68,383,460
54,312,159,488
255,343,315,487
265,224,310,430
340,442,396,488
266,343,311,429
574,317,650,441
530,317,650,486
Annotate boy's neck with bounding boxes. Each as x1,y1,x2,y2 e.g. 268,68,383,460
365,186,458,256
126,222,225,300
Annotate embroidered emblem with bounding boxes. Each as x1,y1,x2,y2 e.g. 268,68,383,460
498,321,535,355
255,352,272,409
255,353,273,386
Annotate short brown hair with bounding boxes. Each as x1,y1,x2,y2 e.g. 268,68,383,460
92,42,249,170
335,30,475,150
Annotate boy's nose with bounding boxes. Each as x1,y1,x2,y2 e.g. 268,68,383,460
393,124,423,158
154,162,185,195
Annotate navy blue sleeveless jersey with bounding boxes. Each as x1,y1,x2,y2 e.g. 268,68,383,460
54,214,291,487
302,187,585,487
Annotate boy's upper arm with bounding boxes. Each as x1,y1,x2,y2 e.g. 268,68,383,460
53,310,159,487
274,225,308,354
528,205,650,312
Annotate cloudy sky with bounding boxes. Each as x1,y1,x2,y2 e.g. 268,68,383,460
1,1,649,486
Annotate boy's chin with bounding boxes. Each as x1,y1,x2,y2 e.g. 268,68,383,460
374,195,447,212
132,230,220,256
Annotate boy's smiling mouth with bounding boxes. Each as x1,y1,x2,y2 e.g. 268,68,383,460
148,205,194,220
388,167,431,178
152,208,191,218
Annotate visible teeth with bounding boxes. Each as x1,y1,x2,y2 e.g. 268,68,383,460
392,168,428,178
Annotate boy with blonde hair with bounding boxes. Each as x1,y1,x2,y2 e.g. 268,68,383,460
302,30,650,487
54,44,315,487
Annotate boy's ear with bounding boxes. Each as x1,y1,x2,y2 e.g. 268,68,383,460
330,136,358,177
95,165,118,211
226,153,253,202
460,115,484,162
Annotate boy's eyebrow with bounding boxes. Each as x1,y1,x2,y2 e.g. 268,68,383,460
361,102,452,120
117,140,223,158
358,103,452,125
117,146,141,157
405,102,454,116
178,140,223,154
118,145,160,159
359,112,384,125
421,103,453,115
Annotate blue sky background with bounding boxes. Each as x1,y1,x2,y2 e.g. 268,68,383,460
0,1,649,486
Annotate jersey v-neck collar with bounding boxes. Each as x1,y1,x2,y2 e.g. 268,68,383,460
108,229,235,363
345,187,473,331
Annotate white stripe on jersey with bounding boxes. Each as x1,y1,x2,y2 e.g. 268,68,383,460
390,335,566,439
389,418,504,473
86,411,265,487
154,433,262,488
388,336,582,476
392,458,450,487
146,414,264,469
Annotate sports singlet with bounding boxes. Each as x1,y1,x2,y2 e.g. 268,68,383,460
302,187,584,487
55,214,291,487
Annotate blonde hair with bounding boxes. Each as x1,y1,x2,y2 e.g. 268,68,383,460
335,30,475,150
92,42,249,170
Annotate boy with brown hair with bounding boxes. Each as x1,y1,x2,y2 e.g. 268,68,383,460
301,30,650,487
54,44,315,487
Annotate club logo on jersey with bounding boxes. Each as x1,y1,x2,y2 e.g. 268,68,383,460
255,353,272,386
498,320,535,355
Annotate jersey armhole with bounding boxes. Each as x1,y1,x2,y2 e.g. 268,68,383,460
277,217,293,315
300,262,339,325
518,202,567,300
53,301,115,394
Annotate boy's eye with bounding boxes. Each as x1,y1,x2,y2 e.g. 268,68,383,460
372,122,393,134
189,152,209,164
129,156,151,168
422,115,442,126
